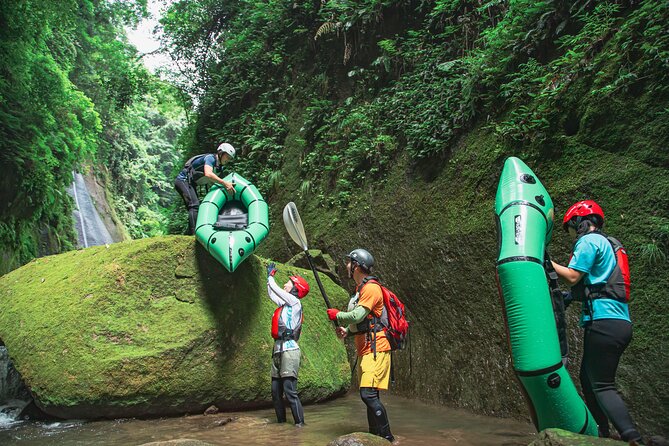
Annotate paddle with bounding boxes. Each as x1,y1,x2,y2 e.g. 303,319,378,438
282,202,337,325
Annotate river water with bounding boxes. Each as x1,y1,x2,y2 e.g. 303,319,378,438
0,392,535,445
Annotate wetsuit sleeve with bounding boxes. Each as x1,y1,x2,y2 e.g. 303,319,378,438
336,305,370,325
267,276,300,307
568,236,597,273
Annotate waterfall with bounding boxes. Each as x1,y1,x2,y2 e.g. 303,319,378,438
67,171,114,248
0,346,31,427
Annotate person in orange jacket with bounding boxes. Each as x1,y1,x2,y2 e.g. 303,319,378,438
327,249,394,442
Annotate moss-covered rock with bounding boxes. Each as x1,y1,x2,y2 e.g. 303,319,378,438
286,249,342,285
327,432,391,446
0,236,350,419
529,429,628,446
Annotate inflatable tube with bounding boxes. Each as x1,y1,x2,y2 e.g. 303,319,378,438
195,173,269,272
494,157,597,435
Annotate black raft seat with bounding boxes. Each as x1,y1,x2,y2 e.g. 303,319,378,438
213,201,248,230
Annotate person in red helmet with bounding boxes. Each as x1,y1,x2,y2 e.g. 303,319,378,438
266,262,309,426
551,200,643,443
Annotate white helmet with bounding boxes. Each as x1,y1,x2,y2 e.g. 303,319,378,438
216,142,236,159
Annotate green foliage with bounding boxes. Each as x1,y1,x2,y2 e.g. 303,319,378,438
1,0,187,272
158,0,669,204
98,80,187,238
638,218,669,267
0,0,101,272
639,243,666,267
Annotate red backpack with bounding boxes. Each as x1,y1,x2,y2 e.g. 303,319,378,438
361,278,409,351
598,235,631,302
572,232,631,303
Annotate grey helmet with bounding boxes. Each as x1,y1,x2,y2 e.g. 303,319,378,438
346,248,374,272
216,142,236,159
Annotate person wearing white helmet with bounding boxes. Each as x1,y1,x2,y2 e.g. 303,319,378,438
174,142,236,234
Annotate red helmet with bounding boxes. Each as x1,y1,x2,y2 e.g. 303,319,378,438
562,200,605,231
290,275,310,298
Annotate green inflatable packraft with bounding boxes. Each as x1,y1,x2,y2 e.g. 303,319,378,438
494,157,597,435
195,173,269,272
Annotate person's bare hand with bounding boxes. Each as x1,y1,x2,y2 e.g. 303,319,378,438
336,327,347,339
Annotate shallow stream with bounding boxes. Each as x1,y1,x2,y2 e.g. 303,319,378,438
0,392,535,445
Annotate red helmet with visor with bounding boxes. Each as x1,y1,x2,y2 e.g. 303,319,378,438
562,200,605,231
290,275,310,298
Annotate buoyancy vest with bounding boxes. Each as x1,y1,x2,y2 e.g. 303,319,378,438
353,277,388,335
271,306,303,341
571,231,631,305
184,154,222,185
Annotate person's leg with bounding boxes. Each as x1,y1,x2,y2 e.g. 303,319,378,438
358,351,393,441
270,353,286,423
279,349,304,425
366,406,378,435
174,178,199,234
360,387,393,441
584,320,642,442
271,378,286,422
580,328,611,437
282,377,305,425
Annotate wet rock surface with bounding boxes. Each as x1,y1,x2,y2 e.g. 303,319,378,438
327,432,391,446
529,429,633,446
137,440,216,446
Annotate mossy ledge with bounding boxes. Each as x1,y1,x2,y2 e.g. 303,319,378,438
0,236,350,419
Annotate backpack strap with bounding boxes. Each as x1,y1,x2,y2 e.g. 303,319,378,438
358,275,384,358
184,154,205,184
360,275,379,288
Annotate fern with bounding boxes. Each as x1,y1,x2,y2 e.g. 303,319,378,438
314,21,340,41
268,170,282,192
639,242,667,267
299,180,312,198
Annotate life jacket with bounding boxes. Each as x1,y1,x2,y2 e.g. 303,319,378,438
271,306,303,341
184,154,222,185
571,231,631,307
356,276,409,352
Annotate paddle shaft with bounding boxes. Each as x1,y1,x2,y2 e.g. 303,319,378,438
304,251,338,327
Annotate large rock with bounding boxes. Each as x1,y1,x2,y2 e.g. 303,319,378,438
327,432,391,446
529,429,630,446
286,249,342,285
0,236,350,419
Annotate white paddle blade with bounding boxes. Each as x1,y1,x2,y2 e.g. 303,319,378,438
283,202,309,251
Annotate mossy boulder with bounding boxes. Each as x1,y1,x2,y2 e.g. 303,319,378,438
0,236,350,419
327,433,391,446
286,249,342,285
529,429,630,446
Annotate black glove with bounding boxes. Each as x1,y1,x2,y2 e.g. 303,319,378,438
266,262,277,277
562,291,574,309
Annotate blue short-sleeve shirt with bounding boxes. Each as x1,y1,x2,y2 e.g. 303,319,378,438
569,232,630,325
177,154,221,184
